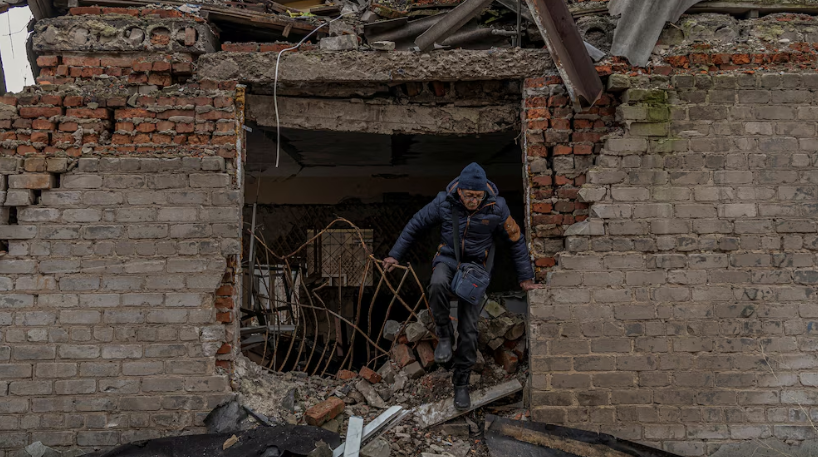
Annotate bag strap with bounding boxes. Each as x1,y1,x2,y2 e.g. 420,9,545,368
452,204,497,270
451,205,461,265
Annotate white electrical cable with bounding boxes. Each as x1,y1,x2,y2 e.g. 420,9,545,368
273,12,354,167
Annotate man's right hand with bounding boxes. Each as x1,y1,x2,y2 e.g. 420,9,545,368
383,257,399,272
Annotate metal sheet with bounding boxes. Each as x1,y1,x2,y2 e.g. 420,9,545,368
524,0,603,108
333,406,407,457
414,0,496,51
343,416,365,457
608,0,705,67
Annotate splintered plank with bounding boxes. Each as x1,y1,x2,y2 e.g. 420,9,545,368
413,379,523,429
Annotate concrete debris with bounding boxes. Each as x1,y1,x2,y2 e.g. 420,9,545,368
371,40,396,51
320,35,359,51
377,362,397,384
483,300,506,318
488,316,514,339
309,441,334,457
205,400,252,434
356,379,388,408
383,320,402,341
23,442,59,457
360,438,391,457
402,361,426,379
404,322,429,343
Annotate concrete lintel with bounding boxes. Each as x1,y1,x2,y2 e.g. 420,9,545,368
197,48,555,84
33,16,218,54
248,95,520,135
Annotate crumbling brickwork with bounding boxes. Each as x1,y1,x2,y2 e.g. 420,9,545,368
0,10,243,452
529,71,818,455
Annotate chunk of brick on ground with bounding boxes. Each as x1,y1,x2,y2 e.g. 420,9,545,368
391,343,416,368
416,341,435,369
338,369,357,381
359,366,382,384
402,361,425,379
304,396,345,426
494,349,518,374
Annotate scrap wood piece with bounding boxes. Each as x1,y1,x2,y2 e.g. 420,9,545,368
413,379,522,429
414,0,494,51
485,414,681,457
524,0,603,109
333,406,408,457
343,416,364,457
222,435,239,450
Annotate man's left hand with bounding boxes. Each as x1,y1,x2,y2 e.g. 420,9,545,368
520,280,542,291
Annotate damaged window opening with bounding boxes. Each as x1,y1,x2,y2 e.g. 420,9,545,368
241,122,528,376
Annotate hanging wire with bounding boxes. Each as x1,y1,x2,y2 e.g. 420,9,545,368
273,12,354,168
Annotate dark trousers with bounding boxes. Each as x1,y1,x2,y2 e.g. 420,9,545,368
428,262,480,383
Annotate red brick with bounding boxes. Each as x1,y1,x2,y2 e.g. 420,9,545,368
304,397,345,426
553,145,572,155
494,349,518,374
66,108,108,119
548,95,568,107
135,123,156,133
19,106,62,119
152,61,172,72
416,341,435,369
527,119,548,130
214,96,233,108
148,74,172,86
216,343,232,354
532,214,562,225
212,136,236,145
532,176,552,187
666,55,689,68
215,297,234,309
80,67,104,77
115,108,154,119
196,110,233,121
133,133,151,143
152,133,172,144
525,96,547,108
176,123,194,133
13,119,32,129
36,56,59,67
100,56,135,67
0,132,16,141
216,284,235,296
557,188,580,199
216,312,233,323
572,132,600,143
554,175,573,186
554,201,575,212
222,43,259,52
525,77,546,88
359,366,382,384
338,370,357,380
63,96,83,107
55,65,69,76
0,96,17,106
32,119,55,130
156,109,193,120
172,62,193,74
112,134,132,144
70,6,101,14
391,344,416,368
184,27,196,46
101,7,139,15
535,257,556,267
31,132,49,143
16,145,36,154
532,203,553,213
82,134,99,144
173,135,188,145
62,56,101,66
574,144,594,155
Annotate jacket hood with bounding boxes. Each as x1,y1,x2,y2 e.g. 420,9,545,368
446,177,499,204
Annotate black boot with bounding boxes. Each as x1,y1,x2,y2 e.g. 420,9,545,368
453,372,471,411
435,323,454,364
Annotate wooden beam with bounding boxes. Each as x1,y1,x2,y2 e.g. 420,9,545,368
414,379,523,429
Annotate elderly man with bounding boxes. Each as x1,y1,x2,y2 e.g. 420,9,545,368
384,162,540,410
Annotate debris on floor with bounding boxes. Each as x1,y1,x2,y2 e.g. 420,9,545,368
84,425,342,457
484,415,681,457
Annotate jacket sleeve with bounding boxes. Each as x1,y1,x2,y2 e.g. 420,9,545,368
388,194,444,261
494,200,535,282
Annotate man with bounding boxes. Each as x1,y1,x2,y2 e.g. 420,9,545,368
384,162,540,410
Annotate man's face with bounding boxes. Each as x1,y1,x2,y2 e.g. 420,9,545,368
458,188,486,211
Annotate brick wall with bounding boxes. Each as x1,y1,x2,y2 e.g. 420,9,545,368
0,84,242,453
528,72,818,456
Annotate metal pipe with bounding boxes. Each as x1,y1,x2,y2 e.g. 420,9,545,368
414,0,495,51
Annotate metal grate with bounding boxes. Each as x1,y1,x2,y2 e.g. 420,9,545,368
306,228,374,286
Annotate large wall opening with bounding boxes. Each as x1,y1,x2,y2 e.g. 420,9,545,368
240,122,527,374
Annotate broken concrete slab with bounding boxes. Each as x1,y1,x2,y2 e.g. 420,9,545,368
248,96,520,136
488,316,514,340
371,41,396,51
196,48,554,84
320,35,359,51
360,438,391,457
414,379,523,428
484,300,506,318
